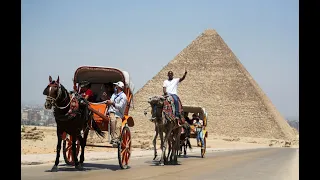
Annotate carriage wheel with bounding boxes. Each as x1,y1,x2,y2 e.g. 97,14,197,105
118,126,131,169
63,134,81,165
201,137,206,158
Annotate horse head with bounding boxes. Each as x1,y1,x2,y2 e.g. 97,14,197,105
146,95,166,121
42,75,67,109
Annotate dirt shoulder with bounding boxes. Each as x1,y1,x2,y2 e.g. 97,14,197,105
21,126,299,155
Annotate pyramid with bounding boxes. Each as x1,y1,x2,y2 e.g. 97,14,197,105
130,29,296,140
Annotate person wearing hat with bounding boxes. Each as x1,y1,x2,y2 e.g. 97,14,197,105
106,81,128,145
79,80,94,102
163,70,187,119
192,113,204,147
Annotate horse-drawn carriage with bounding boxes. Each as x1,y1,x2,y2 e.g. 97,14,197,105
181,105,208,158
61,66,135,169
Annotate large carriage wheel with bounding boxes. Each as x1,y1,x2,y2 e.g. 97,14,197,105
63,134,81,165
118,126,131,169
201,136,206,158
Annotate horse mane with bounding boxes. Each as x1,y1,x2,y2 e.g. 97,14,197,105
53,84,71,118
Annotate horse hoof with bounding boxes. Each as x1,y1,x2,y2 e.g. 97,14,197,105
51,165,58,172
76,165,84,171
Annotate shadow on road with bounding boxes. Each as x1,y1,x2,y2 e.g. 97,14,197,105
144,159,182,167
44,163,124,172
180,155,203,159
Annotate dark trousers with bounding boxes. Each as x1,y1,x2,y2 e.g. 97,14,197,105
169,93,180,117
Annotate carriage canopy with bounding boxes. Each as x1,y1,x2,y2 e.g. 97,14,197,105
73,66,135,93
182,105,208,126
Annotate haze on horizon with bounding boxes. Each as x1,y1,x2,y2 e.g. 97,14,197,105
21,0,299,120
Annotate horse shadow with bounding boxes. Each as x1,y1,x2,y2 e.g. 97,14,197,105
179,154,202,159
145,159,182,167
45,163,125,172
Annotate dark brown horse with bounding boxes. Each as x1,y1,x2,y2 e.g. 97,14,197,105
179,128,192,157
43,75,105,172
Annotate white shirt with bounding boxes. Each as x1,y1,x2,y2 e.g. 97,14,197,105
163,78,180,95
108,91,127,118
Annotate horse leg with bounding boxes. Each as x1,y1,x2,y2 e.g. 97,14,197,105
72,134,82,171
159,126,164,161
159,127,172,166
51,128,63,172
179,139,182,156
174,128,182,164
184,139,187,156
169,134,174,163
153,125,158,160
79,129,89,167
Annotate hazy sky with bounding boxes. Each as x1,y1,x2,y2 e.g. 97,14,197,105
21,0,299,119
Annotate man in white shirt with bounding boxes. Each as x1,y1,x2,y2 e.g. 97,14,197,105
106,81,127,145
163,70,187,119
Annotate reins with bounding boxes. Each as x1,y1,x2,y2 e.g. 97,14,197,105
46,84,73,110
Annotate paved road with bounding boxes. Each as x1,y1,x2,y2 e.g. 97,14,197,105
21,147,298,180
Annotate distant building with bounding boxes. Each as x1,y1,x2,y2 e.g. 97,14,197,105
21,111,28,121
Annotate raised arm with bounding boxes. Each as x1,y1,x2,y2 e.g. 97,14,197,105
179,70,188,82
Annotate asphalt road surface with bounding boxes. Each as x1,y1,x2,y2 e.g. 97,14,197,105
21,147,299,180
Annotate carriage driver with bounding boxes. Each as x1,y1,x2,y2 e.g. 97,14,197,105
106,81,128,145
163,70,187,119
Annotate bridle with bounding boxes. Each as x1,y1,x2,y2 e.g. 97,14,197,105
145,96,165,122
46,83,72,109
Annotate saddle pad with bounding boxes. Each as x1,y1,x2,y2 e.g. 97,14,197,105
163,98,175,122
168,95,183,115
89,103,107,121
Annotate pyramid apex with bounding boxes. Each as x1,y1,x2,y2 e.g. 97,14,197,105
203,29,217,35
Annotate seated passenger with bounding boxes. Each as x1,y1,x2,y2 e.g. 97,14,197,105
79,81,94,102
184,112,193,125
99,82,114,101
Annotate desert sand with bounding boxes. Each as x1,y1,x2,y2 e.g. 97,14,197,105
21,125,298,155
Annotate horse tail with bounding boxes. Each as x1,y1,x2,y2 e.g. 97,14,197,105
91,117,105,138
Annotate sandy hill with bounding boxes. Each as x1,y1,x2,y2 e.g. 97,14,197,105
129,29,295,140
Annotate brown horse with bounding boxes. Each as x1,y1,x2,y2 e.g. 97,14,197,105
147,95,184,165
43,75,105,172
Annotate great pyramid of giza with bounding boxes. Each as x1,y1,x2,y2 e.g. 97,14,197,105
130,29,296,140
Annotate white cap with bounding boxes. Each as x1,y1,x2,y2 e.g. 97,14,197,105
113,81,125,89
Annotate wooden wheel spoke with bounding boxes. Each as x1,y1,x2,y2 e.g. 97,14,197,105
67,149,73,161
122,131,127,143
126,139,131,146
121,141,126,147
121,148,126,156
118,127,131,168
122,151,126,164
125,150,130,164
66,145,72,151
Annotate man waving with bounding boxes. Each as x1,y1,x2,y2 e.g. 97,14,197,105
163,70,187,119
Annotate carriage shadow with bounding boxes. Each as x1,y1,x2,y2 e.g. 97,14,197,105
45,163,125,172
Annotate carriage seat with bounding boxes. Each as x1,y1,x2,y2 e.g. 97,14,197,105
89,103,108,121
